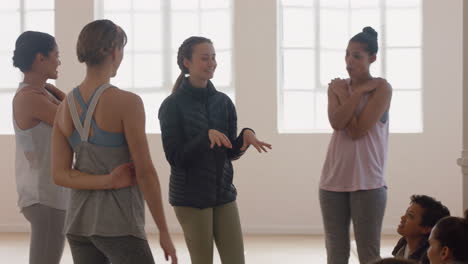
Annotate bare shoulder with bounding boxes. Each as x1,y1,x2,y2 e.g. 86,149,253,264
54,97,73,134
375,78,392,91
103,86,144,109
14,88,44,105
371,78,392,97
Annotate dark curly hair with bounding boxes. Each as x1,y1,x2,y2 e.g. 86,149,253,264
410,195,450,227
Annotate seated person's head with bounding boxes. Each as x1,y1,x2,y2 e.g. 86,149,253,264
427,209,468,264
373,258,417,264
398,195,450,239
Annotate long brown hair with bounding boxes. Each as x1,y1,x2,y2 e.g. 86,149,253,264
172,36,212,93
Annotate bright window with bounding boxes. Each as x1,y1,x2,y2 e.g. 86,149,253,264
0,0,55,134
95,0,233,133
278,0,422,133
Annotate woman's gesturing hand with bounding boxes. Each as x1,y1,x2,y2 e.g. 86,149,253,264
208,129,233,149
240,129,272,153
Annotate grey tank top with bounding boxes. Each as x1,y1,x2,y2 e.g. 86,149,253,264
63,83,146,239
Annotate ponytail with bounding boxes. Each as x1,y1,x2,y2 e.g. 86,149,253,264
173,36,212,93
172,72,185,93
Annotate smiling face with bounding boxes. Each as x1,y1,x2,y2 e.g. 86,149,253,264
183,42,217,82
36,44,60,80
397,203,432,238
345,41,375,79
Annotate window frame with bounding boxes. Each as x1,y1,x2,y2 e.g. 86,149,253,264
94,0,234,95
278,0,423,133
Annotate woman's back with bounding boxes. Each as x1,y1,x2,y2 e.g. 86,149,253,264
60,84,131,139
61,83,146,239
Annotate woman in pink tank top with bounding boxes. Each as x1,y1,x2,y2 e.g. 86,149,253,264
319,27,393,264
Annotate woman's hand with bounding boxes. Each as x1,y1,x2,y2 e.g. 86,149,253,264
208,129,232,149
109,162,136,189
240,130,272,153
160,231,178,264
44,83,65,102
354,78,384,94
329,78,349,103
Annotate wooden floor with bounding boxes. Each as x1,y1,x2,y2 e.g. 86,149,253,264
0,233,397,263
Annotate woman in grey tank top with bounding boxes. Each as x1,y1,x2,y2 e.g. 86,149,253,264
51,20,177,264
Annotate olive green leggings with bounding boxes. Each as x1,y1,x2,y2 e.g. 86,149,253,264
174,201,245,264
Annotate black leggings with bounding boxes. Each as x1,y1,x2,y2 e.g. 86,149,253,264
67,234,155,264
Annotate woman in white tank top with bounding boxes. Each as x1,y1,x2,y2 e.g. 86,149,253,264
12,31,135,264
319,27,393,264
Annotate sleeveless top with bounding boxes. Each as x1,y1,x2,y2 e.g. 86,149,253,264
13,82,69,211
320,79,390,192
63,83,146,239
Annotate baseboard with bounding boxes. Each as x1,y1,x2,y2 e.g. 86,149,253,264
144,225,398,235
0,224,30,232
0,224,398,235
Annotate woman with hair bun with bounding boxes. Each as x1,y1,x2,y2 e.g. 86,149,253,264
12,30,68,264
427,209,468,264
319,26,393,264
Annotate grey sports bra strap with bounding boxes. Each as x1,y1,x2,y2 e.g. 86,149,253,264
82,83,113,142
67,90,86,141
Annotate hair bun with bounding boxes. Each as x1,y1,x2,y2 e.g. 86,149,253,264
363,26,378,39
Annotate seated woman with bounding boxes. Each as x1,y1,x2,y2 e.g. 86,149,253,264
427,209,468,264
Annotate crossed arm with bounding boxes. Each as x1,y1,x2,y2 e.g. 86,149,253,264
328,79,392,140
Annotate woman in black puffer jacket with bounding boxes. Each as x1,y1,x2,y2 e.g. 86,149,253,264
158,36,271,264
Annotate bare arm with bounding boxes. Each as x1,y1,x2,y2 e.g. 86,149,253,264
51,102,134,189
346,82,392,140
123,94,177,262
14,90,59,126
327,80,363,130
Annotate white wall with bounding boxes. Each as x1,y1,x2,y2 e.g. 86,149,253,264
0,0,463,235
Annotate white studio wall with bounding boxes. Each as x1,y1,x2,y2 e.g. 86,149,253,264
0,0,463,234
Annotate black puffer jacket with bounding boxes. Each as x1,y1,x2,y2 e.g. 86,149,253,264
158,78,250,209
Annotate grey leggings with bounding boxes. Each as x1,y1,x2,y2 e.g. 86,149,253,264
67,234,155,264
22,203,66,264
319,187,387,264
174,201,245,264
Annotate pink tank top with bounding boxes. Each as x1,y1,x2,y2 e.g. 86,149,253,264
320,80,389,192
